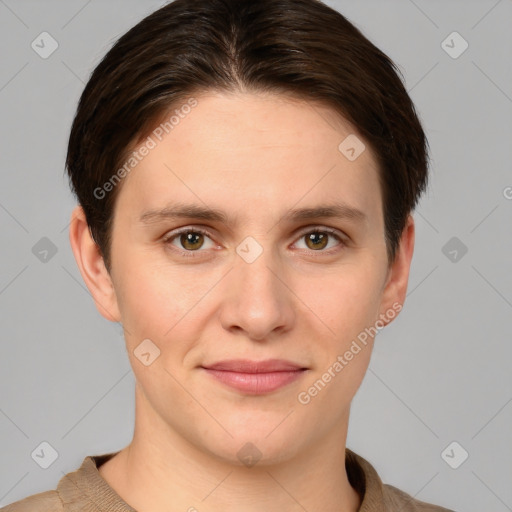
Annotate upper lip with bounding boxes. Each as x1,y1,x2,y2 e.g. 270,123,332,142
202,359,306,373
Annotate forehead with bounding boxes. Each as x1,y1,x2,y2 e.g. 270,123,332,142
114,91,383,227
156,91,364,159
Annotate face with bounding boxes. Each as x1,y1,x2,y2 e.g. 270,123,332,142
76,91,412,466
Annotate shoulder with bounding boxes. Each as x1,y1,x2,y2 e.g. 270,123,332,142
0,490,63,512
383,483,457,511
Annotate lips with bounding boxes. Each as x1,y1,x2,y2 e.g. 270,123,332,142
201,359,307,394
203,359,305,372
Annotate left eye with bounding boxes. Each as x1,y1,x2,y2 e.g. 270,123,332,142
294,229,343,252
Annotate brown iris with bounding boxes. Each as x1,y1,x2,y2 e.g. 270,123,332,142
180,232,205,250
305,232,329,250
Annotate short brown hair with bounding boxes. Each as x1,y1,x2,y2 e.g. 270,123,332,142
66,0,429,272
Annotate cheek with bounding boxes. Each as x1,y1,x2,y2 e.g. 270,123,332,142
113,255,219,367
304,264,384,342
112,254,186,354
114,265,189,395
119,273,170,332
298,269,381,410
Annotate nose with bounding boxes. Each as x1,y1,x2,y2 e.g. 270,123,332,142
218,245,296,341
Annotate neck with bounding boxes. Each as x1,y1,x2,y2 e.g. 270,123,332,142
99,388,361,512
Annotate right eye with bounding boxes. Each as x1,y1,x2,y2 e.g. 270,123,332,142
162,227,218,257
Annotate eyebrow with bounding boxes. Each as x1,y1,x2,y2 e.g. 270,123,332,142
138,201,367,226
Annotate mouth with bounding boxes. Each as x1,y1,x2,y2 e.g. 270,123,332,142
201,359,308,395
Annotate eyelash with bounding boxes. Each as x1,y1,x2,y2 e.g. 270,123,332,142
162,226,346,258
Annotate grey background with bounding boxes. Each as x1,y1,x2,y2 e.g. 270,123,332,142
0,0,511,510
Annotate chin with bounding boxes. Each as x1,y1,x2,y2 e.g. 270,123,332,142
208,438,299,469
194,421,303,469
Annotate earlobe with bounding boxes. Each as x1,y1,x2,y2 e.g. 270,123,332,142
68,205,121,323
377,215,415,327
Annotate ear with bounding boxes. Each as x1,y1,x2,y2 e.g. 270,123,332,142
377,214,415,327
68,205,121,323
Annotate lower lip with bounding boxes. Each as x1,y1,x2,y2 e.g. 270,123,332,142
202,369,306,394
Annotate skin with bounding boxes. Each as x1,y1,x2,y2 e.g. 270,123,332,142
69,91,415,512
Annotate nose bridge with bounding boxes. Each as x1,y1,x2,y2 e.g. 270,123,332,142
219,237,294,339
238,242,279,294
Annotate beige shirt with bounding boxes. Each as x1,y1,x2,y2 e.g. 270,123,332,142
1,449,456,511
